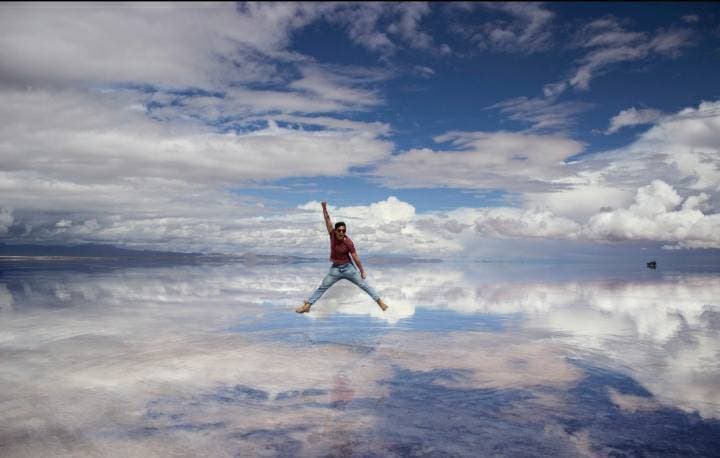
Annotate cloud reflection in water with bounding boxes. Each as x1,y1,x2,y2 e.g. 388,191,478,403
0,261,719,456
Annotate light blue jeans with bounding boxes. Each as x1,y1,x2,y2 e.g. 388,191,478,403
308,262,380,305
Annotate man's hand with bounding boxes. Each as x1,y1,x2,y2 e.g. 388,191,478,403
321,201,327,208
361,270,367,279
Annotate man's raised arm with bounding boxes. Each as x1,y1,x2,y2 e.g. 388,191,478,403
321,201,333,234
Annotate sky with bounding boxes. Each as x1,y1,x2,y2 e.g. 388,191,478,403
1,2,720,259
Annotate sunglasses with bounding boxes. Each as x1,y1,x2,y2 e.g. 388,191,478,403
336,228,346,233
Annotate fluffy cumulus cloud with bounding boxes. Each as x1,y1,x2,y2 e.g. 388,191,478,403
592,101,720,200
0,4,718,254
367,100,720,251
524,102,720,224
6,96,717,252
584,180,720,249
300,196,416,225
0,83,395,252
526,101,720,248
468,178,720,249
295,197,461,257
0,3,403,253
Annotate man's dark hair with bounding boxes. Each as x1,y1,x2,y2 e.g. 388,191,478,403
335,222,346,230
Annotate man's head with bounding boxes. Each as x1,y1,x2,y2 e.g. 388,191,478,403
334,222,346,240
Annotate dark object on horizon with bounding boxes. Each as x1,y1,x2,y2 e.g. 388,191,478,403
646,260,657,269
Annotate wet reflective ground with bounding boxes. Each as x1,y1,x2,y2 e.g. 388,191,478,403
1,260,719,457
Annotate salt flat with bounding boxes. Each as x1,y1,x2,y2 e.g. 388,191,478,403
1,261,719,456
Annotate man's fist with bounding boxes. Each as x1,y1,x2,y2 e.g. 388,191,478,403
321,201,327,207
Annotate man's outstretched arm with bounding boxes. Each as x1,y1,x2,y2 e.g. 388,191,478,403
321,201,333,235
350,251,367,279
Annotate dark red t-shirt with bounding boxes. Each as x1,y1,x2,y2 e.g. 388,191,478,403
329,233,356,265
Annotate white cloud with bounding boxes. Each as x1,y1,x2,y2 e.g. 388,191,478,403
524,179,634,222
608,101,720,195
0,5,716,254
243,114,391,136
387,2,434,50
472,207,582,240
288,65,385,108
0,88,392,185
413,65,435,78
0,208,13,235
296,2,448,56
2,193,467,257
0,4,442,254
463,2,555,53
295,197,461,257
565,18,695,91
0,3,416,120
0,86,394,252
650,28,696,57
372,131,585,191
4,89,718,252
301,196,416,225
0,0,399,244
542,81,567,98
584,180,720,249
369,101,720,250
529,100,720,222
328,3,395,53
606,107,664,134
0,2,328,89
488,95,593,131
629,180,683,216
342,183,718,250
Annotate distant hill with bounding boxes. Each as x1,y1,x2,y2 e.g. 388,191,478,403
0,243,320,265
0,243,198,258
0,243,443,265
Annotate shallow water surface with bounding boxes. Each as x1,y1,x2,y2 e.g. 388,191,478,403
1,261,719,456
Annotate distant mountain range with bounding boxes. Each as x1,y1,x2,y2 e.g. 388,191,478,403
0,243,441,265
0,242,197,258
0,243,316,264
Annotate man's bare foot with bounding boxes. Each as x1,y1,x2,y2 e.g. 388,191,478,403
377,298,389,311
296,301,312,313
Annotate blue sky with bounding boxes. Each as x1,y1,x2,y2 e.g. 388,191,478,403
0,2,719,259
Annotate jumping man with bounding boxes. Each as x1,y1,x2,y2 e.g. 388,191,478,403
296,201,389,313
